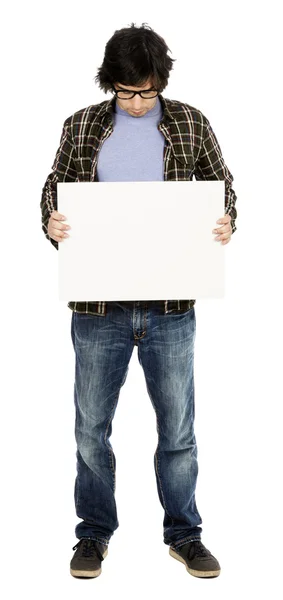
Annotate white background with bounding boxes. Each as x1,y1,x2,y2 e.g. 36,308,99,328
1,0,282,598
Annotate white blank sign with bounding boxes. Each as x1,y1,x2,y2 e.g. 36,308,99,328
58,180,225,301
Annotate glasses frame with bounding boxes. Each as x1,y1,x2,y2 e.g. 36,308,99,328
111,85,159,100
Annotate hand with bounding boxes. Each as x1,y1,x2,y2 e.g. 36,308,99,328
48,210,71,242
212,214,232,245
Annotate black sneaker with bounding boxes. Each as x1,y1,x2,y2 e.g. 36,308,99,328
169,540,221,578
70,538,108,578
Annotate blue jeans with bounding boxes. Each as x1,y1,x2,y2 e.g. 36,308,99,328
71,301,202,551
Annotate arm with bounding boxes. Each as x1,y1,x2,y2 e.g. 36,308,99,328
40,117,77,250
195,117,237,234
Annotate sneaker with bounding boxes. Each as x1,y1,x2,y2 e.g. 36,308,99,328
169,540,221,578
70,538,108,578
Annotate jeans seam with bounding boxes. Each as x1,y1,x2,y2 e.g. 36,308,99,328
146,387,174,523
104,394,119,493
138,348,176,529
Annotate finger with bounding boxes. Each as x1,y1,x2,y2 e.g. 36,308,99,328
50,232,65,242
214,226,231,237
51,223,71,239
216,231,231,240
52,220,70,232
213,222,232,234
214,226,229,233
220,221,232,230
217,215,231,225
52,229,65,239
52,211,67,221
53,226,69,238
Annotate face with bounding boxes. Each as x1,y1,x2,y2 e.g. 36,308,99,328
113,77,158,117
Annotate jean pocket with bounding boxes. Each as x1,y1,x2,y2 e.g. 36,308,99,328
169,306,194,315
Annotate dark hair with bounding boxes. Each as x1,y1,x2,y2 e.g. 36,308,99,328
94,22,176,94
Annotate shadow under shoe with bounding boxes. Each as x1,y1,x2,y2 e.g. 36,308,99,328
70,538,108,578
169,540,221,578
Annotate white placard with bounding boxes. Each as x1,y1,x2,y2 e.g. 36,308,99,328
58,181,225,301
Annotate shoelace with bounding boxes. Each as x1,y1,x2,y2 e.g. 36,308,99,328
187,541,210,560
72,538,104,561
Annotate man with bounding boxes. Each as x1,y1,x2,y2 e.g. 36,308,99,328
40,23,237,580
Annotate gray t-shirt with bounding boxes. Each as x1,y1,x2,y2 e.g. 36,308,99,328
97,96,165,182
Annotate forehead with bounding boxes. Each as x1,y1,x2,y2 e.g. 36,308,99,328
116,78,154,90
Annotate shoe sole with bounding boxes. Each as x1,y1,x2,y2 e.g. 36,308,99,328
169,547,220,578
70,547,108,578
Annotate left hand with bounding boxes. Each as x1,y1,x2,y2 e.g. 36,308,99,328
212,214,232,245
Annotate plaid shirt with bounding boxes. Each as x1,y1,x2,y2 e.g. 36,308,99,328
40,93,237,316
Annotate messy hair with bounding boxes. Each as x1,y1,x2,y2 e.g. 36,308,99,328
94,22,176,94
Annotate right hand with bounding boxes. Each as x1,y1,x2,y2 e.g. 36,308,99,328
48,210,71,242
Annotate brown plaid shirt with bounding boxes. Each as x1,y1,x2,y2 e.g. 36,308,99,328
40,93,237,316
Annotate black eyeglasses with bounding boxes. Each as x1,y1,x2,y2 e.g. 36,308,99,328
111,86,159,99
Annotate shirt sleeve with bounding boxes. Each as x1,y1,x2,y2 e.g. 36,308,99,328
194,117,237,234
40,118,77,250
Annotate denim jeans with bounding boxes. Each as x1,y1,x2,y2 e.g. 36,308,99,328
70,301,202,551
